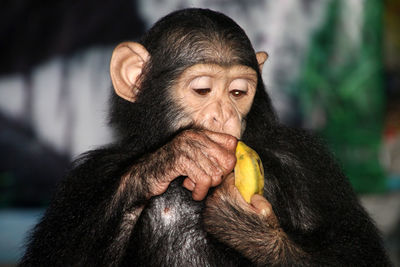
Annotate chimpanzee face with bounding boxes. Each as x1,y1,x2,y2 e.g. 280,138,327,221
173,63,258,138
109,41,267,140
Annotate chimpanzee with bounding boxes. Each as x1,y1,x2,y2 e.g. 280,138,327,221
20,8,391,267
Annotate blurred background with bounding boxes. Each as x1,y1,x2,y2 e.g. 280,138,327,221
0,0,399,265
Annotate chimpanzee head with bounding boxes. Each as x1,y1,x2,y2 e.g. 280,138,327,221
109,8,276,147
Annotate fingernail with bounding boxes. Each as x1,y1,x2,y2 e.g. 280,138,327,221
261,209,267,216
213,175,221,184
188,181,195,190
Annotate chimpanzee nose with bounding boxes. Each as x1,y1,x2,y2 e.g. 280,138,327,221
206,100,236,129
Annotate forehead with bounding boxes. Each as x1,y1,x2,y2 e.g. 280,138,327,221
179,64,257,79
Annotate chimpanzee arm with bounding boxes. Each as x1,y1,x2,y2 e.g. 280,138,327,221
203,125,391,266
19,145,175,266
20,129,235,266
204,177,313,266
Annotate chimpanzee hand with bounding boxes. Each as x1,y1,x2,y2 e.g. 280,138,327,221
207,173,278,223
202,173,304,266
149,129,237,201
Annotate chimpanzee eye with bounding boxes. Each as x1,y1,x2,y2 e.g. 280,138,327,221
230,90,247,98
193,88,211,96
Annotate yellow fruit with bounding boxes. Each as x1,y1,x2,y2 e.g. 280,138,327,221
234,141,264,203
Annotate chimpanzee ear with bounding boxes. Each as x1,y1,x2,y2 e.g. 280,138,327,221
256,52,268,72
110,42,150,102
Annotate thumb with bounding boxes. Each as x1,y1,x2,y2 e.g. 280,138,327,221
250,194,272,217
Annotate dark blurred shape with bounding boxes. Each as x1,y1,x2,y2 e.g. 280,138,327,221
382,0,400,191
384,0,400,102
0,0,145,75
0,0,146,208
0,113,70,207
387,219,400,266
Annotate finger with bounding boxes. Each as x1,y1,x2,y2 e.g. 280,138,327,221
196,152,223,185
205,147,236,175
210,174,223,187
226,175,250,206
223,172,235,184
180,148,222,188
191,175,213,201
199,155,224,187
183,161,213,200
250,194,272,217
203,130,238,152
193,138,236,177
178,130,235,185
183,177,195,191
186,130,237,175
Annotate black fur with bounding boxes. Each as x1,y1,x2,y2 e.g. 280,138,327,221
19,8,391,267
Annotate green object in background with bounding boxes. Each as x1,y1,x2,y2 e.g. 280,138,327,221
0,172,16,207
298,0,386,193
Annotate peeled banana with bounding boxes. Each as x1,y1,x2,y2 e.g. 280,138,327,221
234,141,264,203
